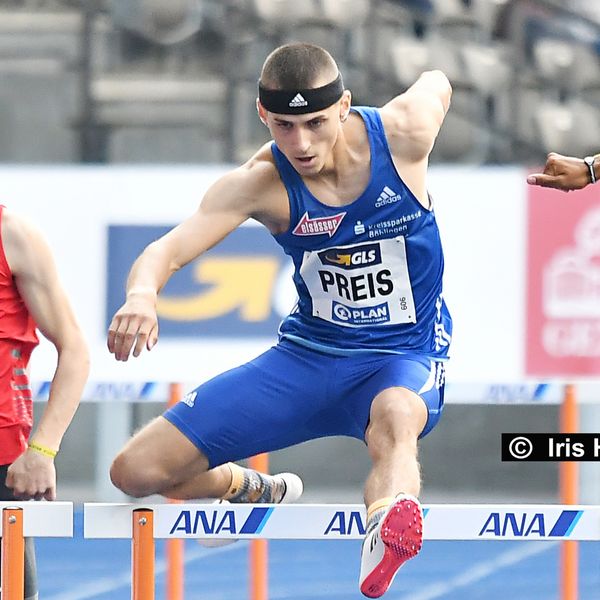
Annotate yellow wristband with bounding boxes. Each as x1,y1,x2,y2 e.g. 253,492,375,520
28,441,58,458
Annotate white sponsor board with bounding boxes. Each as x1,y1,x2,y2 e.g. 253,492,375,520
83,503,600,541
28,379,600,403
0,165,552,384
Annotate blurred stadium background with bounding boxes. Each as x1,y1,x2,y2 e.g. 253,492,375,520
2,0,600,598
1,0,599,166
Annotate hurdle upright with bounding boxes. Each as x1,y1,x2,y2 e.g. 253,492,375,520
84,502,600,597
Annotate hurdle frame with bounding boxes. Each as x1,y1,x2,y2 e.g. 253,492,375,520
0,502,74,599
84,502,600,598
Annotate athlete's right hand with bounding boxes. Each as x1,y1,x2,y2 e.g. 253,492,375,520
107,292,159,361
7,449,57,501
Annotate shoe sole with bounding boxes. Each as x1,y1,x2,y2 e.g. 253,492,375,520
360,498,423,598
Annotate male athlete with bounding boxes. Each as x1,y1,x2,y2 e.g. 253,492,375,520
1,206,89,599
108,42,452,598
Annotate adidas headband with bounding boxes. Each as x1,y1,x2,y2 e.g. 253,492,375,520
258,74,344,115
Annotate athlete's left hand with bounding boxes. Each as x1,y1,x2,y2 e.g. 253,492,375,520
527,152,590,191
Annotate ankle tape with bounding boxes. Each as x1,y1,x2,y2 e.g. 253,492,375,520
223,464,282,503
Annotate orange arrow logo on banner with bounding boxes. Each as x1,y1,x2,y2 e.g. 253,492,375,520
157,257,280,321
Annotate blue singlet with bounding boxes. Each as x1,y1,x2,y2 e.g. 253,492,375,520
164,106,451,467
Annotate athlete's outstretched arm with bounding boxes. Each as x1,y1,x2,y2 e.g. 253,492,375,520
3,210,90,500
527,152,599,191
107,166,262,362
380,70,452,163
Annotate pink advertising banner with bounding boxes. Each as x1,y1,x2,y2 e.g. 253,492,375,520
526,185,600,376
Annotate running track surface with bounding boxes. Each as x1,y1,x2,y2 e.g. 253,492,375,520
37,512,599,600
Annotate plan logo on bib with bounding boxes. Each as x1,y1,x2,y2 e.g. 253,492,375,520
332,300,391,326
292,212,346,238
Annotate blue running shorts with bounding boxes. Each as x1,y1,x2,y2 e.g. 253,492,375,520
164,339,446,468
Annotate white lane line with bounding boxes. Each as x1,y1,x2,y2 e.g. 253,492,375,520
44,541,248,600
403,542,556,600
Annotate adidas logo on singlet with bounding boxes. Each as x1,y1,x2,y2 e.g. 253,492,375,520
375,186,402,208
181,391,197,408
289,93,308,108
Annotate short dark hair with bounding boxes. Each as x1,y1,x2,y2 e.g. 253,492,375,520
260,43,338,90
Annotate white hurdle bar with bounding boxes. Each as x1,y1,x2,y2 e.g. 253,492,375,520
84,503,600,599
1,502,73,600
0,501,73,537
85,503,600,541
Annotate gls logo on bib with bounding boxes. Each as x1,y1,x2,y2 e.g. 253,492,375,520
318,243,381,270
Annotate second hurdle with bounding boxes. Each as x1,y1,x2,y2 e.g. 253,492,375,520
84,502,600,598
1,502,73,600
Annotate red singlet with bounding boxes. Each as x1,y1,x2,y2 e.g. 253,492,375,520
0,205,39,464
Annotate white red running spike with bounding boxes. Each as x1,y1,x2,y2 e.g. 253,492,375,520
359,494,423,598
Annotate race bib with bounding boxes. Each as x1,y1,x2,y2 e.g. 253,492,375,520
299,237,416,327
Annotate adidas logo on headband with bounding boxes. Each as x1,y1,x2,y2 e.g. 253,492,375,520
258,73,344,115
289,93,308,108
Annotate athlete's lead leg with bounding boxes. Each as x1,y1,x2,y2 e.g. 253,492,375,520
359,387,427,598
